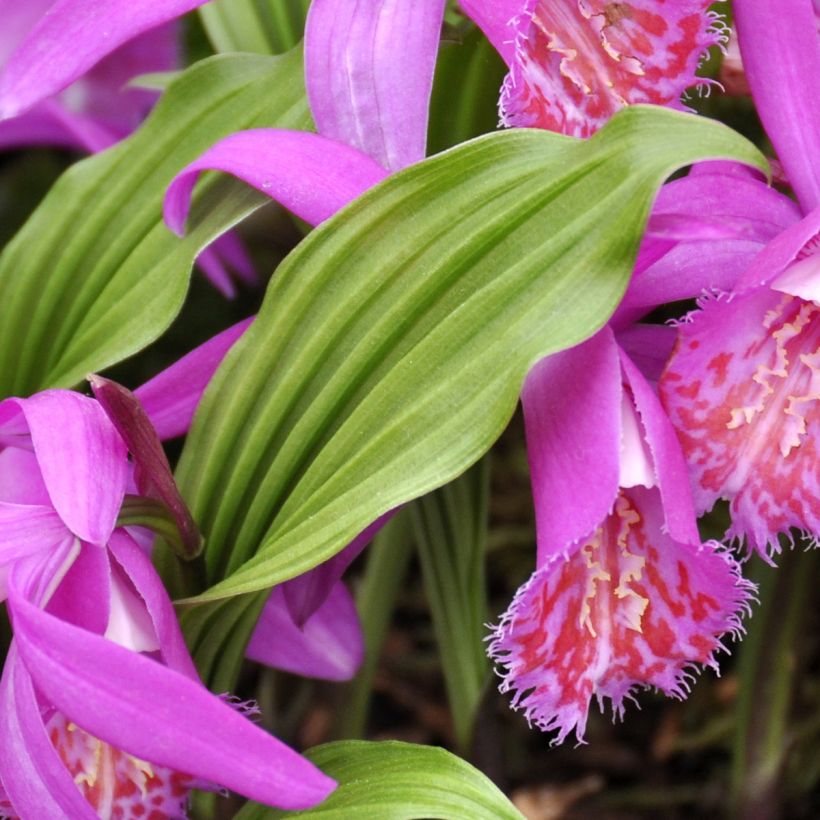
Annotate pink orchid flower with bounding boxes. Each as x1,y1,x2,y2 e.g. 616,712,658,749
0,388,335,817
659,0,820,557
462,0,726,137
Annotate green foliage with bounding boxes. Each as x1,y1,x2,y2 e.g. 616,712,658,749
411,458,491,753
0,49,309,398
171,106,765,609
200,0,311,55
234,740,524,819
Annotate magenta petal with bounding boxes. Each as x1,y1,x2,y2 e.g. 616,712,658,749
0,99,117,153
0,392,128,545
0,449,50,506
0,0,204,119
736,204,820,293
458,0,522,64
248,582,364,681
616,324,677,384
44,542,110,635
282,512,393,626
0,645,98,820
305,0,445,170
735,0,820,211
164,129,388,236
620,351,700,546
9,583,336,809
135,318,253,441
108,530,198,680
196,233,257,299
522,330,621,565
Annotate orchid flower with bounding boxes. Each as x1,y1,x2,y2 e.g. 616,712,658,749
487,318,755,743
0,389,335,817
461,0,726,137
0,0,255,298
659,0,820,557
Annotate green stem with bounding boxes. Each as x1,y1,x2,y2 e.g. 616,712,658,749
730,548,818,819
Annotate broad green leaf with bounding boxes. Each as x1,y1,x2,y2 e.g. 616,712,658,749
173,106,764,606
336,513,415,740
411,458,491,753
200,0,311,55
0,49,309,398
235,740,524,819
427,26,506,155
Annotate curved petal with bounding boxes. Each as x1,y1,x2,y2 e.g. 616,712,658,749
522,329,622,565
620,350,700,545
0,502,69,602
135,318,253,442
488,487,752,744
0,645,98,820
736,203,820,293
8,576,336,810
0,449,49,506
44,542,110,635
248,582,364,681
0,391,128,545
458,0,523,64
282,511,394,626
108,530,198,680
0,0,204,120
734,0,820,211
305,0,446,170
164,129,388,237
500,0,725,136
196,232,257,299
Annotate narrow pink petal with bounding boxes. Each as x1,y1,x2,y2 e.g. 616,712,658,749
305,0,446,169
660,288,820,555
458,0,524,64
489,488,752,744
620,351,700,545
736,204,820,293
0,392,128,545
135,318,253,441
282,512,394,626
734,0,820,211
195,233,257,300
772,254,820,305
248,583,364,681
0,0,204,119
0,99,118,153
0,0,57,66
164,129,388,237
108,530,199,680
8,578,336,810
0,645,98,820
522,330,621,565
501,0,725,136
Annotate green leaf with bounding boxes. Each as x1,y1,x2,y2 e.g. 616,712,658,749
234,740,524,819
173,106,765,605
200,0,311,55
411,458,491,753
336,513,415,740
0,49,310,398
427,26,507,155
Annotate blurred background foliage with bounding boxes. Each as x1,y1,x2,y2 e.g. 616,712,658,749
1,2,818,818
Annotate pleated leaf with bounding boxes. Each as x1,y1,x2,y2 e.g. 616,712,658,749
0,49,309,397
411,458,491,753
173,106,765,605
234,740,524,819
200,0,311,55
